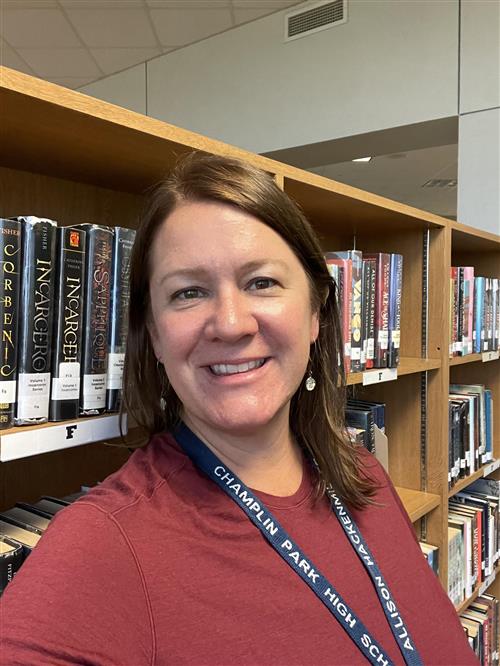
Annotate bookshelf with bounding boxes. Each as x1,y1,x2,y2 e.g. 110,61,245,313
0,66,499,609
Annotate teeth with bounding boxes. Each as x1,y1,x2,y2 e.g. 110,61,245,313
210,358,266,376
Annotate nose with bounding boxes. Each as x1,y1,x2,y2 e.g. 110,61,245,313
204,287,259,342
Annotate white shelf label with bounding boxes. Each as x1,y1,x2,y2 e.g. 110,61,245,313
362,367,398,386
82,373,106,409
482,350,499,362
51,362,80,400
0,380,16,404
107,353,124,390
484,459,500,477
378,330,389,350
0,413,127,462
391,330,401,348
17,372,50,419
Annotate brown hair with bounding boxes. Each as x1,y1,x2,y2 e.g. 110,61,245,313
123,152,377,509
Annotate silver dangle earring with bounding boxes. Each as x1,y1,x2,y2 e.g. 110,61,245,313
157,359,167,410
305,369,316,392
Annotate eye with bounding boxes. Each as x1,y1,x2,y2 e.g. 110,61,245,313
247,277,278,291
172,287,205,301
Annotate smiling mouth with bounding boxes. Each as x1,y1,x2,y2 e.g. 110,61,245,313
209,358,268,376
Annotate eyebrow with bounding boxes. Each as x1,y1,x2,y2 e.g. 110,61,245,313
157,259,290,287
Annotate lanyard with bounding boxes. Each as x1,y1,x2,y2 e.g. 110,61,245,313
174,422,423,666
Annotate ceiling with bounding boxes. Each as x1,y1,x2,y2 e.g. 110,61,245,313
0,0,301,90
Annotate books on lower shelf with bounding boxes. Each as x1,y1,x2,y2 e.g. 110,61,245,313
450,267,500,357
448,479,500,608
0,487,92,595
324,250,403,373
0,217,136,429
448,384,494,488
460,593,499,666
419,541,439,575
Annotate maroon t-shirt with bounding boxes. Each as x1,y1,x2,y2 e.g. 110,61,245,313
1,433,477,665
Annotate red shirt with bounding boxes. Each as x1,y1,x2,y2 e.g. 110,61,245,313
1,433,477,665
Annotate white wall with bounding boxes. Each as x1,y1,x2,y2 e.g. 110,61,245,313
80,63,147,115
145,0,459,154
460,0,500,114
458,108,500,235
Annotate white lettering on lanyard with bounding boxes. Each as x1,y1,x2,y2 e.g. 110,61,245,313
214,465,278,536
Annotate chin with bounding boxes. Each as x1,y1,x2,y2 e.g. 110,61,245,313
197,401,288,436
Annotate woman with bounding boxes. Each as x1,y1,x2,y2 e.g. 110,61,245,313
1,153,476,665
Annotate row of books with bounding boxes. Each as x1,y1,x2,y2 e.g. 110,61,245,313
0,488,89,595
419,541,439,575
450,267,500,356
460,594,499,665
325,250,403,373
448,384,494,488
0,217,136,428
448,478,500,607
345,397,385,455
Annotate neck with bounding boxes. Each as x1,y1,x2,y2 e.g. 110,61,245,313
182,412,304,497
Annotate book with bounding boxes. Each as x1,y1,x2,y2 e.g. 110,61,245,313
364,253,390,368
49,226,86,421
0,519,41,557
325,253,352,373
106,227,136,413
0,218,22,429
0,507,50,534
419,542,439,575
14,216,57,425
387,253,403,368
361,258,375,369
16,497,69,518
77,224,114,415
0,535,24,596
345,405,375,454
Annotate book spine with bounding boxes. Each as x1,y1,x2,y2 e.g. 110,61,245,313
461,270,470,355
451,267,459,356
360,260,371,370
79,225,113,415
366,253,390,368
106,227,136,412
326,258,351,373
0,218,22,429
365,259,376,369
474,278,484,353
464,267,474,355
15,218,57,425
457,267,464,355
0,535,24,595
388,253,403,368
49,227,86,421
349,252,363,373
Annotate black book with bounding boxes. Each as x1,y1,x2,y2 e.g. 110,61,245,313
49,227,86,421
0,519,41,557
0,507,50,534
345,406,375,454
77,224,114,416
106,227,136,412
17,497,68,518
0,535,24,596
15,216,57,425
0,218,22,429
347,398,385,432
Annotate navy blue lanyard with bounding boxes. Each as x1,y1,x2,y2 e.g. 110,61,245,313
174,422,423,666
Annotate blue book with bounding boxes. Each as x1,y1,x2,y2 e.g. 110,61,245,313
474,277,485,353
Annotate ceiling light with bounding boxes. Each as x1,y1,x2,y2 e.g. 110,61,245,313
352,156,372,162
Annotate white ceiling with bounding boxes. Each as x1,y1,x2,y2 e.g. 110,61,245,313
0,0,301,89
309,143,458,219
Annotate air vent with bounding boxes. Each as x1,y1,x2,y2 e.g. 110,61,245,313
285,0,347,42
422,179,457,189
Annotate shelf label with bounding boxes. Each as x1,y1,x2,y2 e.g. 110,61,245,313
17,372,50,419
484,459,500,477
362,367,398,386
106,353,124,390
482,350,499,362
52,362,80,400
82,373,106,410
0,380,16,404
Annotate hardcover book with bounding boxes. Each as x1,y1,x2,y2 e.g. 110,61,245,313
364,253,390,368
0,218,22,429
15,217,57,425
106,227,136,412
77,224,114,415
49,226,86,421
387,253,403,368
0,535,24,596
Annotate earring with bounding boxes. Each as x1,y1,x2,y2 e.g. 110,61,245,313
305,369,316,392
157,359,167,410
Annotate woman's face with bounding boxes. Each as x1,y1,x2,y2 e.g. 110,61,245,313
148,200,319,436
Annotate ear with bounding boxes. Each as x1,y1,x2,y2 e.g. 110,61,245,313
146,317,162,362
310,309,320,345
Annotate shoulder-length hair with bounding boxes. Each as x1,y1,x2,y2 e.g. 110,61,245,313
123,152,377,509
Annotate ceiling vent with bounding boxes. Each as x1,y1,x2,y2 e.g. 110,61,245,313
285,0,347,42
422,179,457,189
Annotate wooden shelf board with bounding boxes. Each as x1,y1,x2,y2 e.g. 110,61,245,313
456,562,500,615
395,487,440,522
450,221,500,253
346,357,441,386
449,353,483,366
448,459,500,499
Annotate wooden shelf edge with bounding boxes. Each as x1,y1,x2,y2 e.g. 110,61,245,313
448,459,500,499
395,487,441,522
450,351,499,366
0,414,127,462
455,562,500,615
346,357,441,386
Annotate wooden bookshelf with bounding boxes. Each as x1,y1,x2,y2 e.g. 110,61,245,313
0,66,499,612
456,562,500,615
